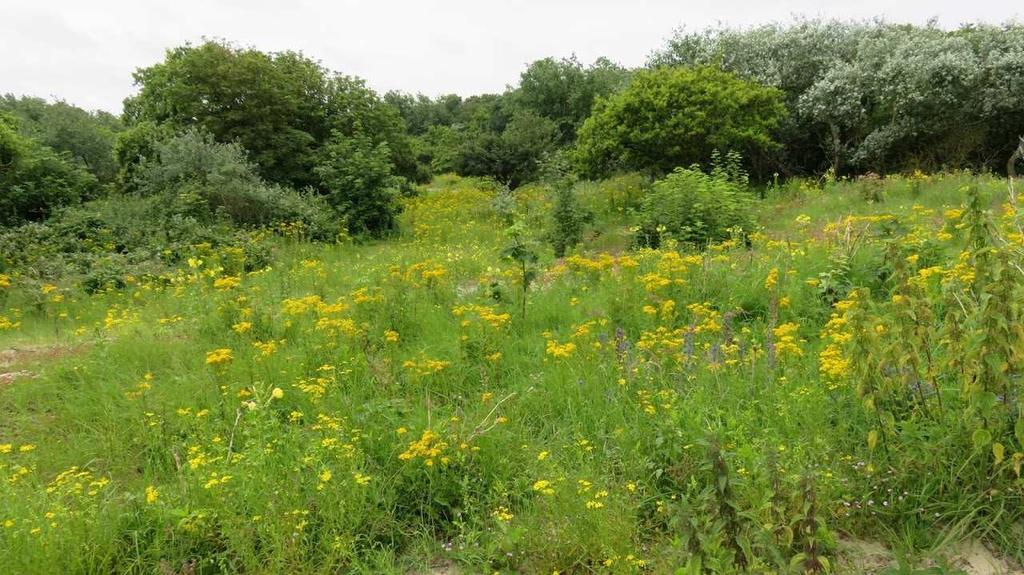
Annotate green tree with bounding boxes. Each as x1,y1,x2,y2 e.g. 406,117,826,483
126,41,330,189
383,91,462,136
113,120,175,194
515,55,629,144
650,20,1024,175
132,130,335,232
456,110,559,187
575,67,785,178
314,132,401,235
324,76,421,185
1,95,122,183
125,41,420,190
0,113,97,225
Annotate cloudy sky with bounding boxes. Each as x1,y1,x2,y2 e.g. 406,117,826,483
1,0,1019,114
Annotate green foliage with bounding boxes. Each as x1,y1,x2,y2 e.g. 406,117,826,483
0,113,97,225
500,219,539,319
314,132,402,235
126,41,328,189
515,55,629,144
134,130,340,234
543,156,593,258
0,194,269,287
1,94,122,183
456,110,559,187
383,91,462,136
575,66,785,179
652,20,1024,175
385,55,627,186
112,120,174,194
125,40,416,190
636,160,755,247
324,75,421,186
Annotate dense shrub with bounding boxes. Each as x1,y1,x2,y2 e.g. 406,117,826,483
1,94,123,183
651,20,1024,175
134,130,341,236
0,113,97,225
455,110,560,187
314,132,402,235
636,163,754,247
125,40,417,188
575,67,785,179
0,194,279,287
113,120,174,194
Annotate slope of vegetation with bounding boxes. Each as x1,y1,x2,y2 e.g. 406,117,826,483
4,16,1024,575
2,171,1024,573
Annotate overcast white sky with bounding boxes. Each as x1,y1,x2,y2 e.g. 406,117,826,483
0,0,1019,114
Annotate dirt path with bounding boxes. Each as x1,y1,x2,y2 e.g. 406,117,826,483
838,538,1024,574
0,343,85,386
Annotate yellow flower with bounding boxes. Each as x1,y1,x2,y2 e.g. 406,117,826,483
384,330,399,343
271,387,284,400
319,470,332,483
213,276,241,290
145,485,159,504
398,429,448,465
545,339,577,358
772,322,804,358
205,348,233,366
491,506,514,522
537,451,549,461
532,479,555,495
402,354,452,377
232,321,252,334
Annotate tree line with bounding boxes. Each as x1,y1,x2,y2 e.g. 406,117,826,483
3,19,1024,235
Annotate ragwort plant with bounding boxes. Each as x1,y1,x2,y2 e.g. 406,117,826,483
2,173,1024,573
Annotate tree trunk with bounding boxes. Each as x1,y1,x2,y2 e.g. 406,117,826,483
1008,136,1024,179
1008,136,1024,208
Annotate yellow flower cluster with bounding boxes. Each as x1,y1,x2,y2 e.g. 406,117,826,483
205,348,233,366
452,304,511,329
398,429,449,466
545,338,577,359
818,296,857,386
402,354,452,377
772,322,805,358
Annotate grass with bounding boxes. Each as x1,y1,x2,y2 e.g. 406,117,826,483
0,172,1022,573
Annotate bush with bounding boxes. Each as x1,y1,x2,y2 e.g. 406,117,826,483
576,172,650,217
636,163,754,247
113,120,174,194
0,113,97,225
133,130,342,237
454,110,560,187
1,95,122,184
314,132,402,235
574,66,785,178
